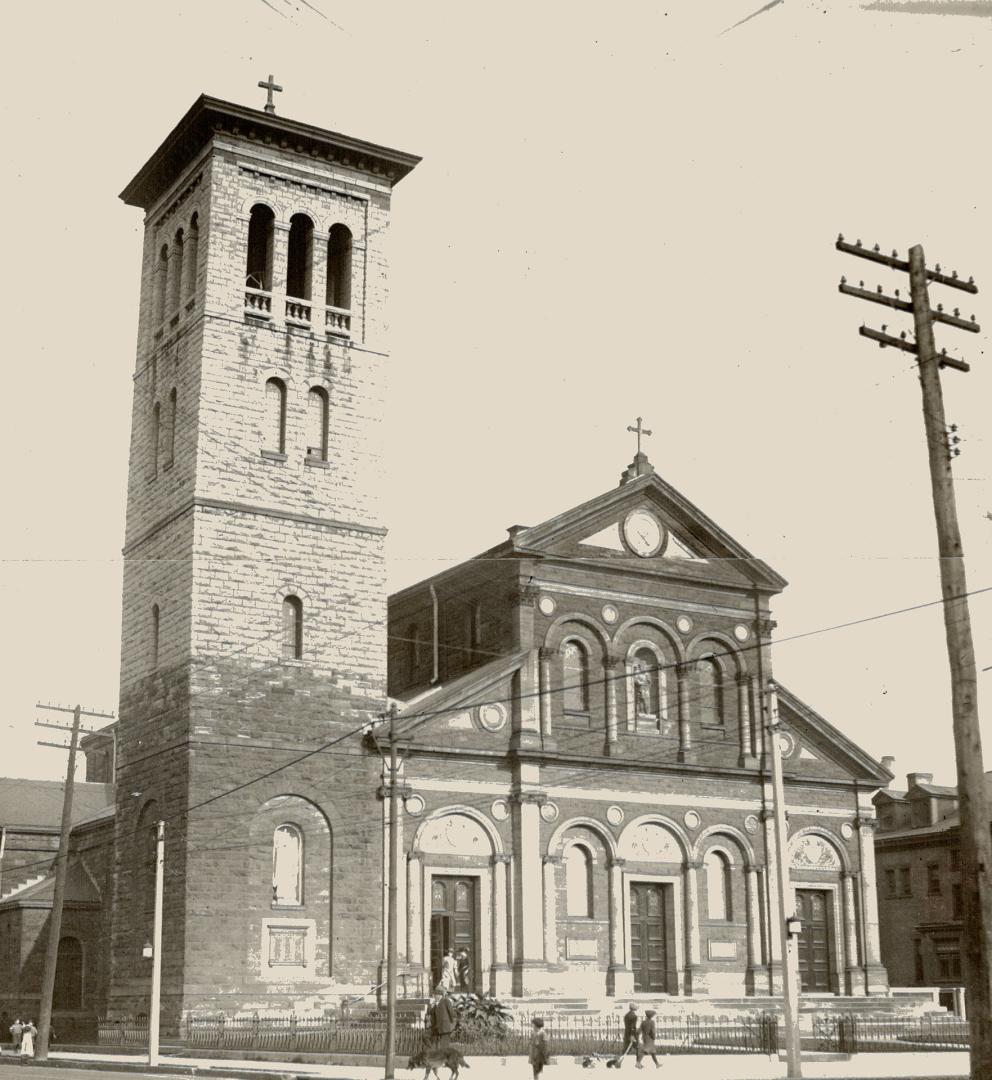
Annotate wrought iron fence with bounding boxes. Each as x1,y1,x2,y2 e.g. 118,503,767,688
812,1014,969,1054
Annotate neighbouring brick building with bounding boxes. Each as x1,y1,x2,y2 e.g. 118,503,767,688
874,767,992,1001
0,92,898,1029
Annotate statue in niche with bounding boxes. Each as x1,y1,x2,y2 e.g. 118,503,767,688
631,653,657,717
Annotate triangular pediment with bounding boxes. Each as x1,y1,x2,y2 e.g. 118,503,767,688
775,684,891,785
507,468,786,592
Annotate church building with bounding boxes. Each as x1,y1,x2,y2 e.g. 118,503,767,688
1,91,893,1032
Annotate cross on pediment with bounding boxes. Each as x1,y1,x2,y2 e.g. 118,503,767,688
258,74,283,114
627,417,652,456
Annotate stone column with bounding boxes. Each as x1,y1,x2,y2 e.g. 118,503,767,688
607,857,634,996
856,817,889,993
761,808,784,993
538,648,554,741
675,662,694,762
605,659,622,750
511,786,547,993
491,854,511,995
745,865,762,974
684,859,702,995
737,673,755,762
542,855,561,964
841,870,863,996
407,854,422,969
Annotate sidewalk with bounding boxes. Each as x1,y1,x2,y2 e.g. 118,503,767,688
1,1048,970,1080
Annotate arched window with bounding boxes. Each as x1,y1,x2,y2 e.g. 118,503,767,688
287,214,314,300
166,387,177,467
326,224,352,310
704,849,732,920
185,213,199,301
632,647,666,719
169,228,184,315
272,823,303,906
246,204,275,290
53,936,83,1011
265,377,287,454
696,656,725,728
306,386,329,461
562,639,589,713
151,401,161,477
155,244,169,326
564,844,593,917
282,595,303,660
151,604,160,669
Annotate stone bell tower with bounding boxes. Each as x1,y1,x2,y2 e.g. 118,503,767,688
107,90,419,1020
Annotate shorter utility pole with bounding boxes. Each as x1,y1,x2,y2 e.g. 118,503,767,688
384,704,399,1080
33,702,115,1062
148,820,165,1067
767,683,802,1079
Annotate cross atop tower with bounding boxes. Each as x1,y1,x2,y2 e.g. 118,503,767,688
626,416,652,456
258,74,283,114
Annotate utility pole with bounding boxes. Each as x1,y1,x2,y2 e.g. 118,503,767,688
837,236,990,1080
384,703,400,1080
766,683,802,1079
148,821,165,1067
33,702,115,1062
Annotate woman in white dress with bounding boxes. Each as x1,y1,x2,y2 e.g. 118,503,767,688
439,948,458,991
20,1021,37,1057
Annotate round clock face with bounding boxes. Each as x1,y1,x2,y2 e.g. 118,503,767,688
622,509,666,558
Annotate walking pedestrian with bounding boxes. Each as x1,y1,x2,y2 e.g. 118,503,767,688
430,989,457,1051
20,1020,37,1058
529,1017,549,1080
617,1003,638,1066
635,1010,659,1069
440,948,458,991
9,1018,23,1054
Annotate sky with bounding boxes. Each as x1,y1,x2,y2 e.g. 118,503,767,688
1,0,989,786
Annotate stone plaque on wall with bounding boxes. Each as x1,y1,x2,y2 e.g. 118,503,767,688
708,940,737,961
566,938,598,960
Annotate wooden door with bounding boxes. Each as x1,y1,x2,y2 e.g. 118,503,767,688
630,882,668,993
430,876,476,991
796,889,834,992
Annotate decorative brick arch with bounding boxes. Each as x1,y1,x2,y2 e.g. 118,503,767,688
613,616,684,662
239,195,283,220
412,805,504,857
542,612,610,656
546,816,619,861
692,825,756,868
685,631,747,676
788,826,850,873
275,583,310,603
618,813,691,863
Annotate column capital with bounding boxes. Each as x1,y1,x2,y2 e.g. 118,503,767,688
855,816,878,833
607,857,627,870
675,661,695,679
686,858,703,871
511,790,548,807
604,657,625,672
407,851,423,865
543,854,563,867
754,617,777,638
841,870,858,882
538,646,557,662
491,853,512,866
760,808,775,823
509,583,541,607
736,671,753,687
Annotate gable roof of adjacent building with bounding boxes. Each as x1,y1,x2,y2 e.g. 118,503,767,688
0,778,114,830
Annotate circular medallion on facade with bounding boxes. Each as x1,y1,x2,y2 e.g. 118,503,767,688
744,814,760,835
538,595,556,616
777,732,795,757
601,604,619,625
606,805,624,827
683,810,701,830
404,794,425,816
622,509,667,558
676,615,693,635
477,702,508,732
841,822,854,841
734,624,750,642
491,799,509,822
540,801,559,823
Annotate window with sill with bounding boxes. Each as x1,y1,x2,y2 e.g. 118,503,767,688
246,204,275,291
186,213,199,302
150,401,161,477
166,387,177,467
282,595,304,660
928,862,942,896
695,655,725,729
169,228,184,317
151,604,160,669
306,386,329,461
704,849,732,921
272,822,304,906
326,223,352,310
154,244,168,327
562,639,590,715
287,214,314,302
564,844,593,918
265,377,287,455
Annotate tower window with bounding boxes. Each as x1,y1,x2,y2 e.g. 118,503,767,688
287,214,314,301
246,204,275,291
326,224,352,310
282,595,303,660
306,386,329,461
169,228,184,316
186,213,199,302
151,604,160,669
265,378,287,455
166,387,177,467
155,244,169,327
150,401,161,477
562,639,590,713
